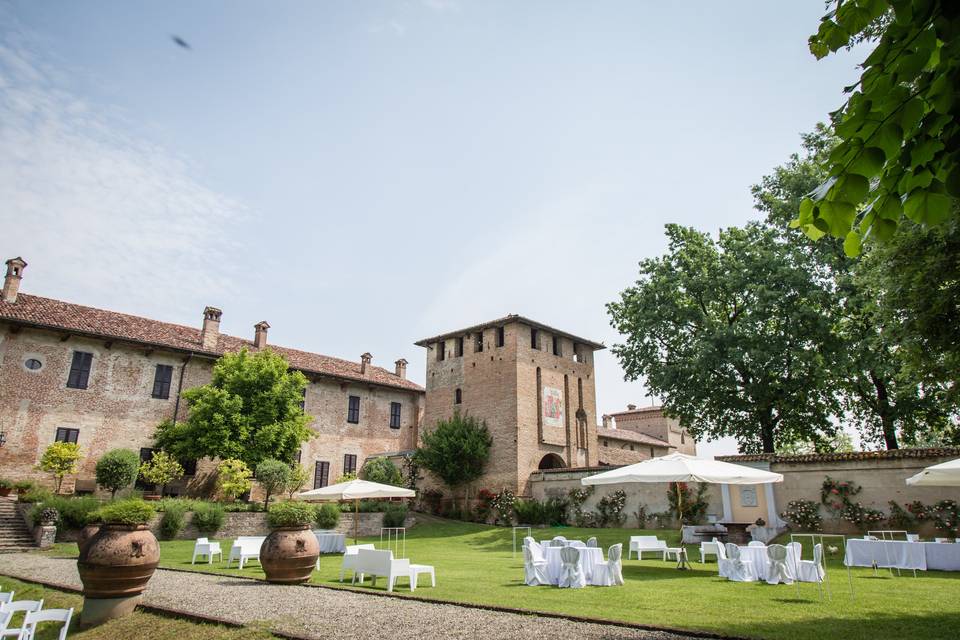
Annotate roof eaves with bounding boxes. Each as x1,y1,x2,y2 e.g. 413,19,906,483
414,314,605,350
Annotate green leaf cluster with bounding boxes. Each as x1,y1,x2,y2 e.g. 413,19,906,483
414,412,492,497
798,0,960,253
36,442,82,493
255,458,291,510
95,499,156,526
216,458,253,502
266,500,316,528
138,451,184,494
360,456,403,487
94,448,140,498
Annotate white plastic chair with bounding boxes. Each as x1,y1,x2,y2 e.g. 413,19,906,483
629,535,670,560
700,538,721,563
748,541,766,548
722,543,757,582
586,537,598,548
17,608,73,640
522,546,550,586
340,543,376,581
591,543,624,586
0,613,10,639
557,546,585,588
0,593,11,605
787,541,802,560
191,537,222,564
0,600,43,639
766,544,794,585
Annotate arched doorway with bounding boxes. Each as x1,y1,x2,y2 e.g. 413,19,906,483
538,453,566,470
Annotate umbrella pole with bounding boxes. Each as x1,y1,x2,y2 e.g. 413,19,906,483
676,483,690,570
354,499,359,545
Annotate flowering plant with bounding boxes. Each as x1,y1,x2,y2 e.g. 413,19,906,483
841,502,886,532
666,482,709,525
488,488,516,525
568,486,594,527
596,490,627,527
908,499,958,536
780,499,822,532
887,501,915,530
820,476,862,520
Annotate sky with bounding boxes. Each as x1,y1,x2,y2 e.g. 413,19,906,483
0,1,866,457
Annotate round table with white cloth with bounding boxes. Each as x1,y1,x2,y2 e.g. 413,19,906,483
313,531,347,553
737,545,800,582
542,546,603,584
539,539,585,548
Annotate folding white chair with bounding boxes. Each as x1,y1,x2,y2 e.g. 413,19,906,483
522,546,550,586
18,608,73,640
0,613,10,639
0,600,43,639
558,546,585,588
0,594,11,605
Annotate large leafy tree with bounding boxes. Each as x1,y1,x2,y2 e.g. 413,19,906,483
414,412,492,508
608,223,841,453
155,349,314,468
795,0,959,253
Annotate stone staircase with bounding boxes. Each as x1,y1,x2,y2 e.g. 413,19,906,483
0,497,36,553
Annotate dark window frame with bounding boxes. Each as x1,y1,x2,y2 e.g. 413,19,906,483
151,364,174,399
496,326,505,347
437,340,446,361
24,358,43,371
389,402,402,429
474,331,484,353
299,387,307,413
455,337,464,357
343,454,357,475
347,395,361,423
55,427,79,444
530,327,539,350
552,335,562,357
455,388,462,404
314,461,330,489
66,351,93,389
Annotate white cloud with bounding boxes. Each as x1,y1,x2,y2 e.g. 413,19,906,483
0,27,249,320
367,21,407,37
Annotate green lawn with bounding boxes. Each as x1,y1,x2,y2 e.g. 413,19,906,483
44,521,960,640
0,576,276,640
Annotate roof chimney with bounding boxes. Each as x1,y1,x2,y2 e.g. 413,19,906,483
360,352,372,375
200,306,222,351
627,403,637,411
254,321,270,349
395,358,408,380
2,257,27,303
602,414,611,429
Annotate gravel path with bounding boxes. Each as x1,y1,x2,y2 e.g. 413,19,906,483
0,554,687,640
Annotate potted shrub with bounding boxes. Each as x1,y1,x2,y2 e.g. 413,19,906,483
14,480,36,496
260,501,319,584
77,499,159,601
0,478,12,497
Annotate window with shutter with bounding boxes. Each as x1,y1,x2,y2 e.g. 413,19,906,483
152,364,173,399
66,351,93,389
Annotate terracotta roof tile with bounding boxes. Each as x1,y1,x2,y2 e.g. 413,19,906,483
0,294,423,393
596,427,671,447
716,447,960,464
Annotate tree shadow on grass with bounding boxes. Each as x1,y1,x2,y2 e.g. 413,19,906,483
722,610,960,640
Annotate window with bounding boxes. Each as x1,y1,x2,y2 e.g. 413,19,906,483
455,337,464,357
55,427,79,444
314,461,330,489
530,327,539,350
496,326,505,347
343,454,357,475
455,388,462,404
552,335,562,357
603,439,608,447
299,387,307,413
649,447,655,457
181,459,197,476
390,402,402,429
24,358,43,371
437,340,446,362
629,445,635,451
139,447,155,463
572,342,582,363
67,351,93,389
347,395,360,423
151,364,173,399
474,331,484,353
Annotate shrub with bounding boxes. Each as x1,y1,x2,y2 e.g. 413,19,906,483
489,489,516,525
14,480,36,492
191,502,226,534
360,457,403,486
596,490,626,527
0,478,12,489
568,486,594,526
36,442,82,493
29,495,101,529
780,499,822,532
285,465,310,499
667,482,709,525
383,504,408,528
222,501,264,512
95,448,141,498
420,489,444,515
216,459,253,502
255,458,291,510
887,501,915,530
335,472,357,484
96,499,155,526
138,451,184,496
514,499,559,526
30,507,59,526
315,503,341,529
841,502,886,532
821,476,862,520
907,499,959,536
19,487,52,504
159,503,188,539
267,501,315,528
155,497,203,512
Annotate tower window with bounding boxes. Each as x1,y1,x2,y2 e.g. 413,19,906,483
455,337,464,357
437,341,446,362
552,336,562,357
152,364,173,399
390,402,402,429
474,331,484,352
66,351,93,389
455,388,462,404
347,395,360,423
572,342,582,363
530,327,539,350
496,326,505,347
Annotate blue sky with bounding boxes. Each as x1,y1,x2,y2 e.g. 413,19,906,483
0,1,866,456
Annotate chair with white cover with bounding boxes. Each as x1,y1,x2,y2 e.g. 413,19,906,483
191,537,222,564
591,543,624,587
700,538,721,563
715,540,729,578
557,546,586,588
0,600,43,639
568,540,586,549
766,544,793,585
17,608,73,640
0,593,11,605
522,545,550,586
787,541,802,560
523,536,537,549
339,543,376,581
722,544,757,582
586,537,598,548
748,541,766,548
550,536,567,547
797,543,825,584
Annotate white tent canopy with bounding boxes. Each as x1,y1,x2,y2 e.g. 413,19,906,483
905,457,960,487
297,479,415,501
580,452,784,487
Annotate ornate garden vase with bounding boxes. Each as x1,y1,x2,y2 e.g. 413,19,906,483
260,525,319,584
77,524,159,598
77,523,102,554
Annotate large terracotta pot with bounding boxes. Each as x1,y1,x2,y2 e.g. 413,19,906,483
260,525,319,584
0,488,11,497
77,524,159,597
78,524,101,554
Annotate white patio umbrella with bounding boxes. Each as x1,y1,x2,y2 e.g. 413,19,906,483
581,453,783,568
906,457,960,487
297,479,415,543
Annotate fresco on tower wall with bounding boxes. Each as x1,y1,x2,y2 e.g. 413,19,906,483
542,386,564,428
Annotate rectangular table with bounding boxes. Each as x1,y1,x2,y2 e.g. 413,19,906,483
922,542,960,571
844,539,927,571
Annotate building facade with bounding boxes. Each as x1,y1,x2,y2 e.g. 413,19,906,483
596,405,696,466
0,257,424,495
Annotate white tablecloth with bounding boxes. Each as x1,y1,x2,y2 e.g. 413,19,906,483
540,539,584,548
844,539,927,570
737,546,800,582
542,546,603,585
922,542,960,571
313,531,346,553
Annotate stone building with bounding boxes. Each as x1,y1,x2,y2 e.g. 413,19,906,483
596,405,696,466
414,316,604,496
0,257,424,494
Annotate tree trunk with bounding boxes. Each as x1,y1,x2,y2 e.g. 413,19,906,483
870,370,899,449
760,408,776,453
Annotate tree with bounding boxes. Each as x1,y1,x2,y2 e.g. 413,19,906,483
37,442,82,494
414,412,492,509
94,448,140,498
285,464,310,499
360,457,403,487
216,458,253,502
154,349,314,469
138,451,184,497
255,458,291,510
607,223,842,453
777,431,856,456
796,0,960,252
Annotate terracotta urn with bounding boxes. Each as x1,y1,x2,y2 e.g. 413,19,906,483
0,487,11,497
78,523,102,554
77,524,159,598
260,525,319,584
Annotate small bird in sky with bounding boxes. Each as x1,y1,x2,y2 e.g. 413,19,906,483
171,35,191,50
